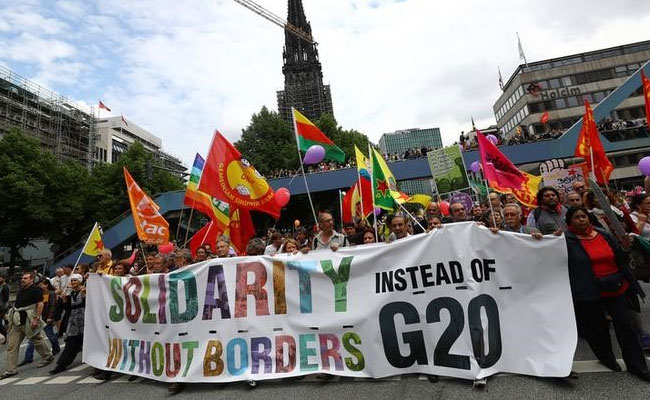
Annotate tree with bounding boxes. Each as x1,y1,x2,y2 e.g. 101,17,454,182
0,130,64,264
0,130,185,265
235,107,300,175
315,114,371,162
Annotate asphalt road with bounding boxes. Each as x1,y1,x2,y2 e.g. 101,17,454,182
1,283,649,399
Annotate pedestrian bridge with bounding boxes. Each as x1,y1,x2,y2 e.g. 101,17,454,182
51,62,650,271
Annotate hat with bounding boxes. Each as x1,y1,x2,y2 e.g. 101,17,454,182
70,274,83,281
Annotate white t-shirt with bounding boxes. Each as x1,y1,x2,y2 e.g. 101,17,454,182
631,211,650,239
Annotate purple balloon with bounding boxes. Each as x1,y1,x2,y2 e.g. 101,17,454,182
486,134,498,145
303,145,326,164
470,161,481,173
374,207,382,216
639,156,650,176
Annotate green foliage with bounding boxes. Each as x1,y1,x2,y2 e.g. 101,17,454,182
235,107,300,175
0,130,184,262
315,114,372,161
234,108,372,177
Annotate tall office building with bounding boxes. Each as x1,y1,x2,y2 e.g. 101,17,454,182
494,40,650,139
378,127,443,195
277,0,334,123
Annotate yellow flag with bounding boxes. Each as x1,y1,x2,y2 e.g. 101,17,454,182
82,222,104,257
406,194,432,208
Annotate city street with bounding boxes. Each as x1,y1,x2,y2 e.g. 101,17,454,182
1,283,649,400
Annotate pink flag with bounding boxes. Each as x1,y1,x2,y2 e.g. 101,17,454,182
477,131,524,189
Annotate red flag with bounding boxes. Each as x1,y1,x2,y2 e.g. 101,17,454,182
540,111,549,124
121,114,128,126
189,221,222,258
574,99,613,185
98,100,111,112
198,131,280,219
642,69,650,129
342,179,373,223
228,207,255,255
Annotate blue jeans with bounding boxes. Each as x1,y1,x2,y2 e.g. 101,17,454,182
24,324,59,362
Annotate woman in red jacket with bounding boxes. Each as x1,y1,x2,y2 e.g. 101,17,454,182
565,206,649,381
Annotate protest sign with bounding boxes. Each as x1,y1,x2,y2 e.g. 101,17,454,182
84,223,576,382
427,146,470,195
539,159,585,193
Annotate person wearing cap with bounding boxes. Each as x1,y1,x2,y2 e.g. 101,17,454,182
1,271,54,379
50,273,85,374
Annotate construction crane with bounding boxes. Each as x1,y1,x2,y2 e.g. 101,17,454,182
232,0,316,44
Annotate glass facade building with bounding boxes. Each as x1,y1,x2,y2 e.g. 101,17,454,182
378,127,443,156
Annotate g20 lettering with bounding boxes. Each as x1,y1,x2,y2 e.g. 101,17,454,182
379,294,502,370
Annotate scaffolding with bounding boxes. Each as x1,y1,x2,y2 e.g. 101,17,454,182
0,65,96,169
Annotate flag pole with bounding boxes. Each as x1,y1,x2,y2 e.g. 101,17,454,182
338,190,344,232
138,242,149,274
356,165,367,222
182,208,196,247
72,222,98,275
175,204,186,245
368,144,379,243
589,147,596,182
396,201,426,232
291,108,318,226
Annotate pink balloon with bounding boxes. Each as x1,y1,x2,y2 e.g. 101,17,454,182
486,134,498,145
276,187,291,207
157,243,174,254
303,145,326,164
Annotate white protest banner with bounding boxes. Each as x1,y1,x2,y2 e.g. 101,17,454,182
83,223,576,382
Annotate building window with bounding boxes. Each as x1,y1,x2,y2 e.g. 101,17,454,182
549,79,560,89
566,96,579,108
561,76,572,86
555,98,566,109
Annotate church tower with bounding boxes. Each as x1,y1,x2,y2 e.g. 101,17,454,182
277,0,334,123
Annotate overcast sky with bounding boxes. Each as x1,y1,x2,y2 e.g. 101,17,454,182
1,0,650,167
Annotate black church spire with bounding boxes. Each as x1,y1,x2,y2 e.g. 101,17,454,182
277,0,334,123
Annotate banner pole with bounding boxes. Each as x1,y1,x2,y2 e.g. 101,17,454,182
72,222,97,275
369,144,379,243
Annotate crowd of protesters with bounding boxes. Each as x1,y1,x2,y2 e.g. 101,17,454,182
2,178,650,392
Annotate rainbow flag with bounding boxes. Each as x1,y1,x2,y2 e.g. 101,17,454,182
184,153,230,231
292,108,345,162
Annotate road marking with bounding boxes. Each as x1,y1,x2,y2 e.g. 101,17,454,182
70,364,90,372
15,376,49,385
46,376,82,384
572,359,624,373
77,376,104,384
0,377,20,386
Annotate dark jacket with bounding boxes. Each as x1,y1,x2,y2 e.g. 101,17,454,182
565,228,645,307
